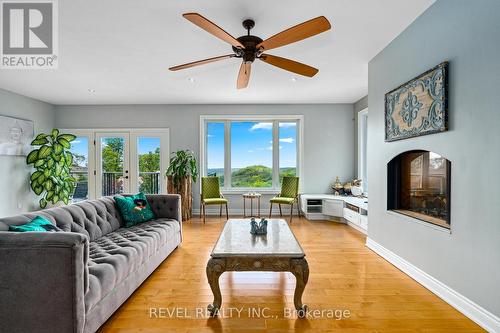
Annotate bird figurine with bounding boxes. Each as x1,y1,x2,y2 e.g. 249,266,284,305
250,218,268,235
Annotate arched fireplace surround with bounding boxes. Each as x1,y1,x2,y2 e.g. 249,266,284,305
387,150,451,229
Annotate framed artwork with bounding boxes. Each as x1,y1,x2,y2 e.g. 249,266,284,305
0,115,34,156
385,62,448,142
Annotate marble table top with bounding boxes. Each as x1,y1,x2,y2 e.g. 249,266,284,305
242,193,262,197
211,219,305,258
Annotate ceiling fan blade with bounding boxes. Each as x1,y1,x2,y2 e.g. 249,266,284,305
259,54,318,77
169,54,235,71
183,13,244,49
237,61,252,89
256,16,331,51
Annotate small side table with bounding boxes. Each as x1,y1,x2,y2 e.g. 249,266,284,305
243,193,261,217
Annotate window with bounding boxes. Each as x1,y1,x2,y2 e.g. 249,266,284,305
231,121,273,188
100,136,126,196
65,130,95,203
137,137,161,194
357,109,368,194
69,136,90,202
201,116,302,191
206,122,225,185
279,122,298,182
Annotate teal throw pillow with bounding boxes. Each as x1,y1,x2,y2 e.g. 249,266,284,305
9,215,60,232
114,192,155,227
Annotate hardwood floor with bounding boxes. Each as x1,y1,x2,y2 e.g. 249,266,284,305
98,216,484,333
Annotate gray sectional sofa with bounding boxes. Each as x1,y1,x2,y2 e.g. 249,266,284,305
0,194,182,333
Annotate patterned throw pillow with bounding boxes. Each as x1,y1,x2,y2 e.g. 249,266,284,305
9,215,61,232
114,193,155,227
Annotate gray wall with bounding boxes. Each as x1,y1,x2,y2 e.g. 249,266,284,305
353,96,368,176
55,104,354,212
0,89,55,217
367,0,500,318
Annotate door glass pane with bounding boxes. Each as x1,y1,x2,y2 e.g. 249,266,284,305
69,137,88,202
279,122,297,184
231,121,272,188
138,137,161,194
101,137,125,196
207,122,225,186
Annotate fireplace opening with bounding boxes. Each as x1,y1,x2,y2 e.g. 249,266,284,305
387,150,450,229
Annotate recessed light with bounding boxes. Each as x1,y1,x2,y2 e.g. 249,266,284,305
188,77,195,83
291,77,297,82
88,88,96,93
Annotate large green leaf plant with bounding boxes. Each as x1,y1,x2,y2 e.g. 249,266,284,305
166,150,198,189
26,129,77,208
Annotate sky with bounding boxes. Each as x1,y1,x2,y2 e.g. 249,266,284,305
207,121,297,169
70,138,88,166
137,137,160,154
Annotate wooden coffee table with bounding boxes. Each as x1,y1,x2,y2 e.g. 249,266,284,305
206,219,309,316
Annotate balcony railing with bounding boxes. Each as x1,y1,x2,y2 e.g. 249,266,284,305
138,172,161,194
70,171,161,201
102,172,124,196
71,171,88,202
102,171,161,196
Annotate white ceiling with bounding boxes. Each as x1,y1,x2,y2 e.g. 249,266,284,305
0,0,434,105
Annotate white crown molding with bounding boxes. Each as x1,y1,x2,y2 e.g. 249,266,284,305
365,238,500,333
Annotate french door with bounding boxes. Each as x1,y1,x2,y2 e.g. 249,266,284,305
66,129,169,201
96,132,130,196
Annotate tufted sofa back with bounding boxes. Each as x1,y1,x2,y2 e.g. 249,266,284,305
0,197,123,242
145,194,182,221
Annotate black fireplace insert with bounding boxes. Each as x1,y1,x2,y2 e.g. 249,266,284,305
387,150,451,228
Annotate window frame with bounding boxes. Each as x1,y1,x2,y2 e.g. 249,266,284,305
200,115,304,194
357,108,368,195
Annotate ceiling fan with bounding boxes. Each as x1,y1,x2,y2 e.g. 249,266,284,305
169,13,331,89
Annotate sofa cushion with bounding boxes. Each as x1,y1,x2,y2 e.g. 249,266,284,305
114,193,155,227
203,198,228,205
270,196,296,204
8,215,61,232
84,218,180,312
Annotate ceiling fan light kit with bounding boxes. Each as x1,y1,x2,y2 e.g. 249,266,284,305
169,13,331,89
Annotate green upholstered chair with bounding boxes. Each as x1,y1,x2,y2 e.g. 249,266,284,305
200,176,228,223
269,176,301,223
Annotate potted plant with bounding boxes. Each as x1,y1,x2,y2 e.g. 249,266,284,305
26,129,77,208
166,150,198,220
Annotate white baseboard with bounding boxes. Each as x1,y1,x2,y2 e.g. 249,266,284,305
347,221,367,235
365,238,500,333
192,208,300,216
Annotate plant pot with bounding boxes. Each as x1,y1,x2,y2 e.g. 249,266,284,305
44,201,66,209
167,175,192,221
